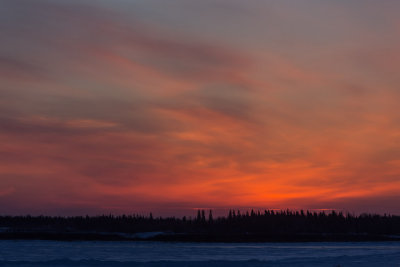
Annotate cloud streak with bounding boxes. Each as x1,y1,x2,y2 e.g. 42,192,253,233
1,0,400,215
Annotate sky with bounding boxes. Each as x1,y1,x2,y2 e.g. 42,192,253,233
1,0,400,216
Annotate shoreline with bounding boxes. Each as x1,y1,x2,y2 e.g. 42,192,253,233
1,232,400,243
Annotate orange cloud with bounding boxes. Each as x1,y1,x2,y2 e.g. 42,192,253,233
1,0,400,216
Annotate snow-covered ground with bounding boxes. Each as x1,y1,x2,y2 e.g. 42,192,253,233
0,240,399,266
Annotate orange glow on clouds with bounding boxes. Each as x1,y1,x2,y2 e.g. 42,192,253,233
1,0,400,216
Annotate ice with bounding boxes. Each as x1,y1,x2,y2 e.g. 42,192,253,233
0,240,399,266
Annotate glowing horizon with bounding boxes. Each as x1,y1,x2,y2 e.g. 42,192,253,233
1,0,400,216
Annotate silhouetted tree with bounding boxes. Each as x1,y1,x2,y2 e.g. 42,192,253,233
1,209,399,242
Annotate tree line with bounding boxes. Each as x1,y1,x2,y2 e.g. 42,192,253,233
1,209,399,237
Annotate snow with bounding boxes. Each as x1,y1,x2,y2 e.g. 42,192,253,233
132,231,167,239
0,240,399,266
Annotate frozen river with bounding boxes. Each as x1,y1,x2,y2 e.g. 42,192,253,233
0,240,399,266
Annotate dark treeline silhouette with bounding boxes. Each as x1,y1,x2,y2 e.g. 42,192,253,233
1,210,400,242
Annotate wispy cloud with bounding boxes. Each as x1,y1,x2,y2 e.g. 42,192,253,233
1,0,400,215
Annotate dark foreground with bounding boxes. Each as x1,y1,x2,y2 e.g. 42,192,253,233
1,210,400,242
1,231,400,242
1,240,400,266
